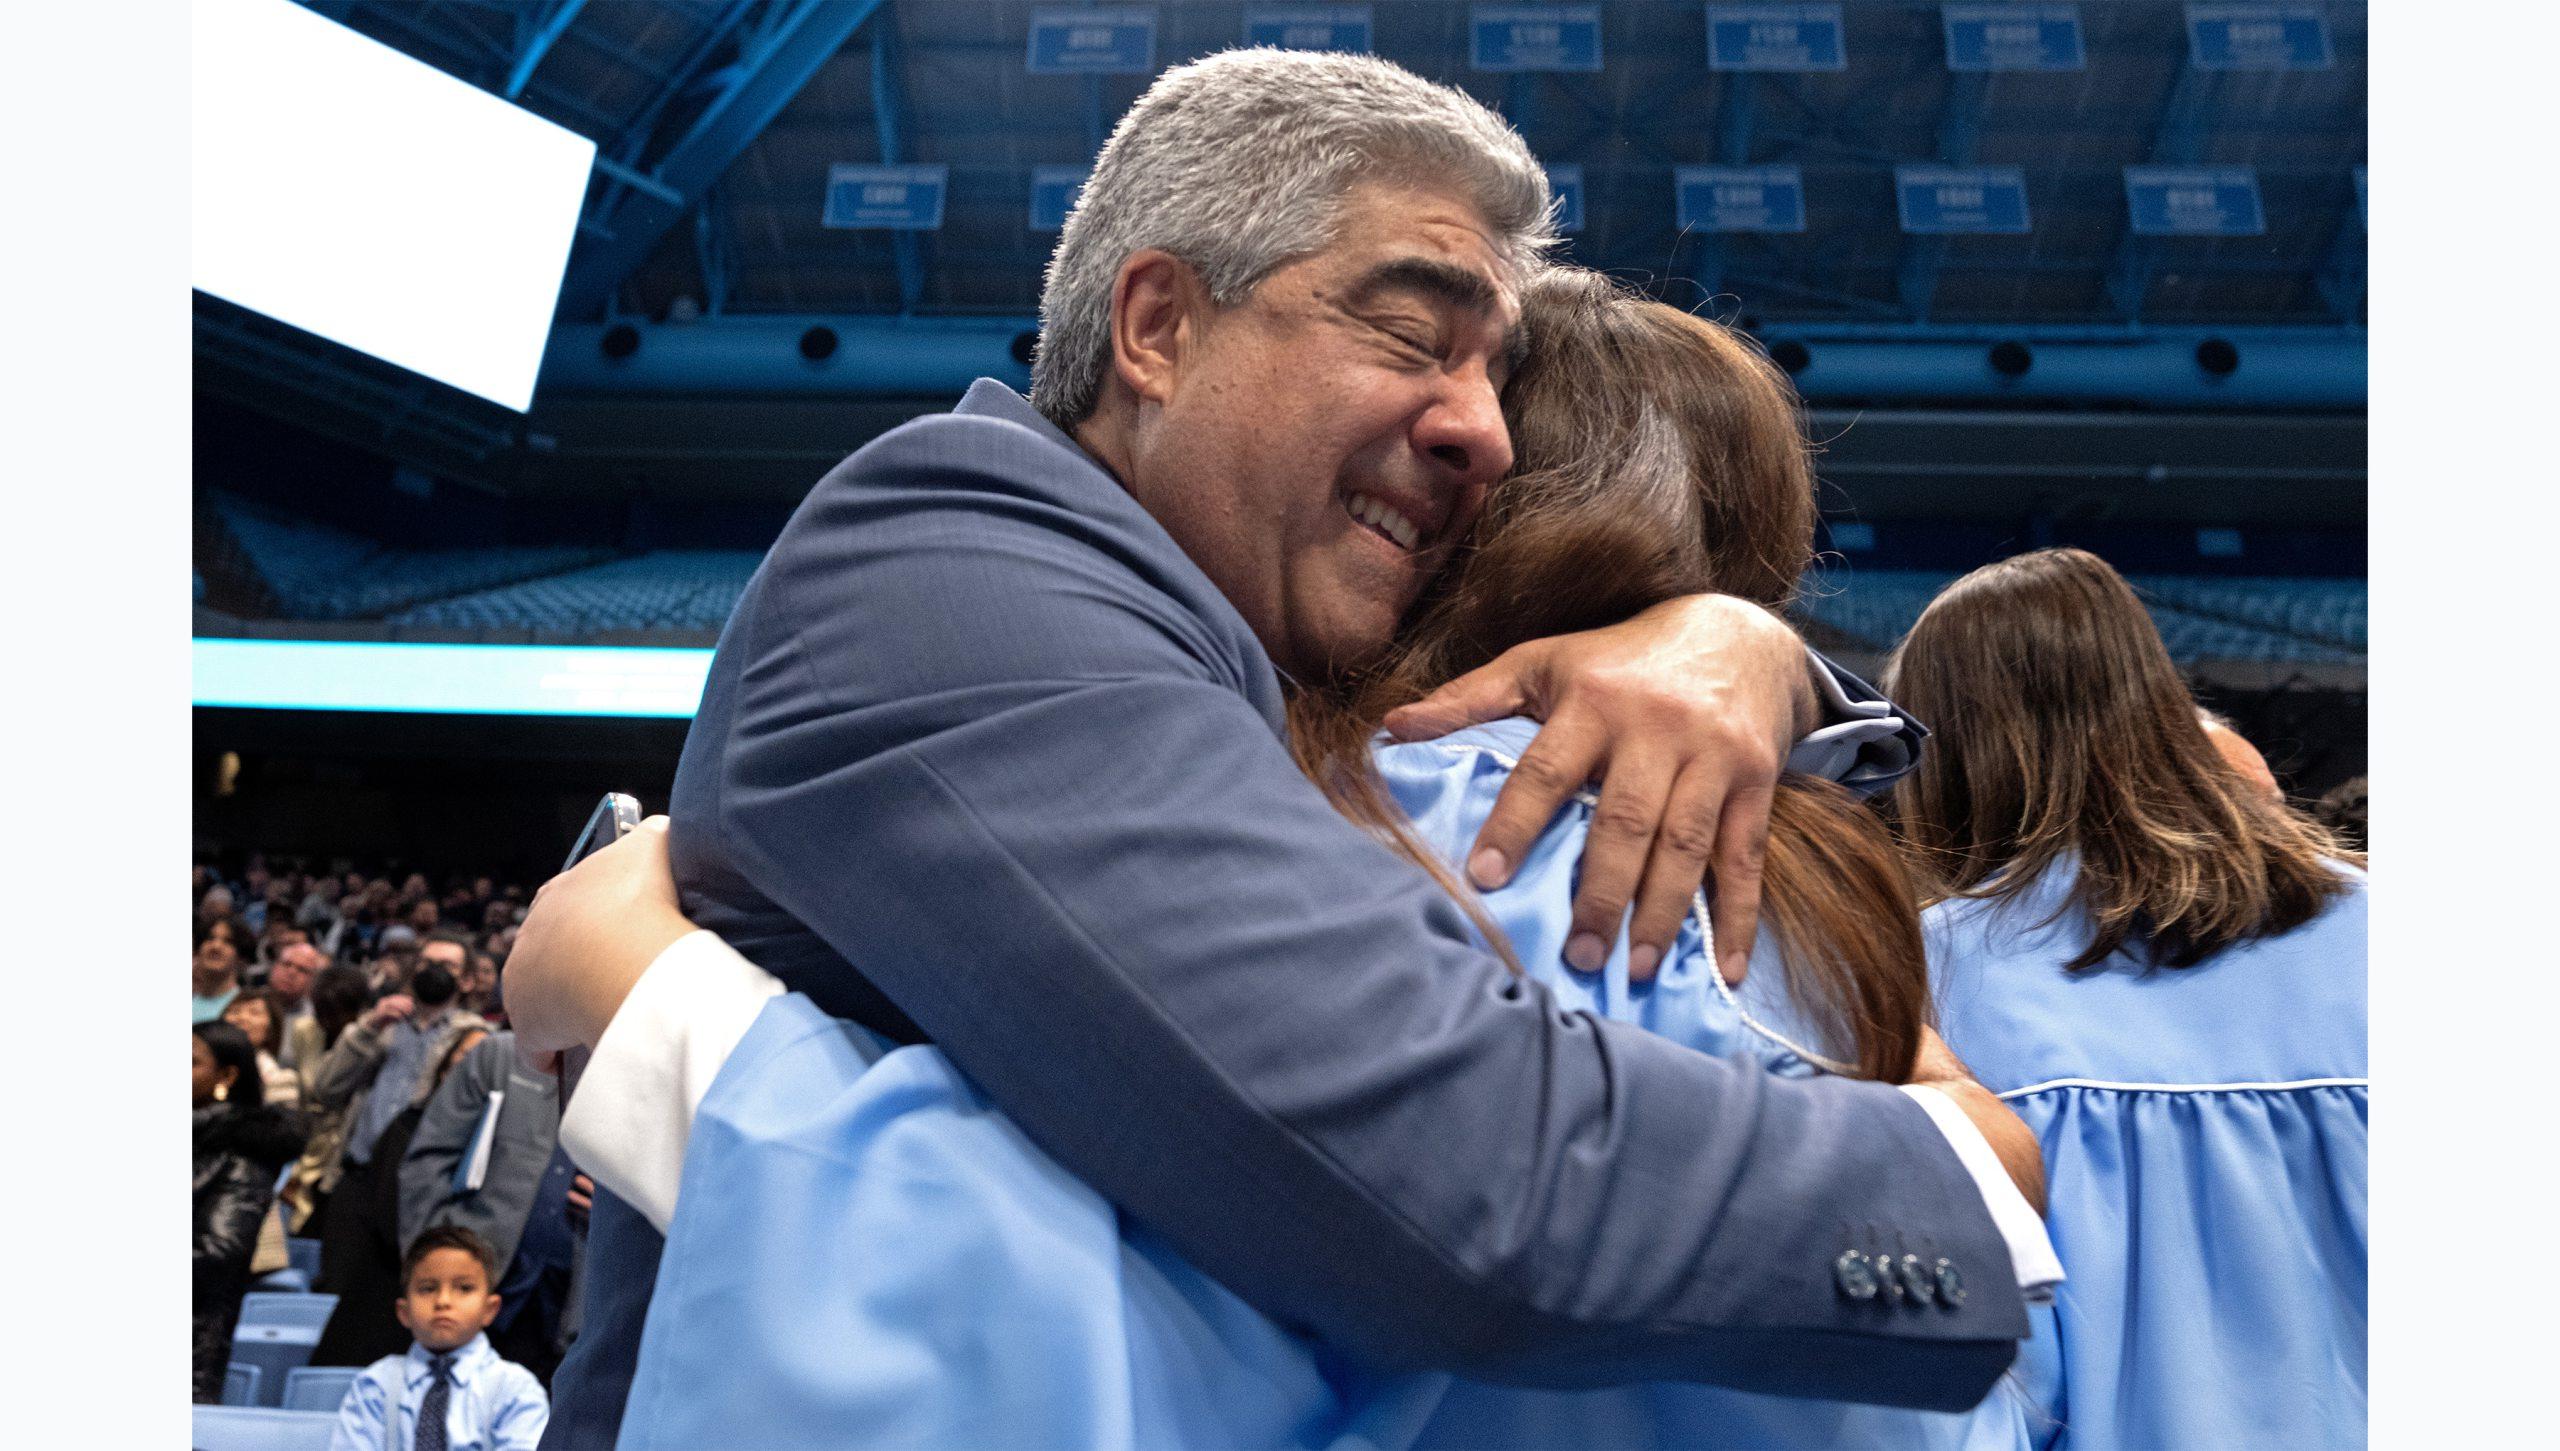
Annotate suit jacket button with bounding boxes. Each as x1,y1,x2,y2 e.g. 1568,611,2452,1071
1897,1253,1936,1305
1933,1258,1967,1308
1832,1250,1879,1301
1873,1250,1904,1302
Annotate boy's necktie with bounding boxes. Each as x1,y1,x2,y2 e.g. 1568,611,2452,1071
416,1352,454,1451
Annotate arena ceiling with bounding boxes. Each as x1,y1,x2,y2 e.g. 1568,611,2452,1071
316,0,2366,327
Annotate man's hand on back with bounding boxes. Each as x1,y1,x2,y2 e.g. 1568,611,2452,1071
1382,593,1818,985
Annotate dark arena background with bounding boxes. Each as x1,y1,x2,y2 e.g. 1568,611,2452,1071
194,2,2363,886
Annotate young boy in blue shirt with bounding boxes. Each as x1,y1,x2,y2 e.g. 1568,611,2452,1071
329,1226,548,1451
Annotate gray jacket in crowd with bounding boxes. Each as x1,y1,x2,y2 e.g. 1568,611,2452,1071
398,1030,560,1269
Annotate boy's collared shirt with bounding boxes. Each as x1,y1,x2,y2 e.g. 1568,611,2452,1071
327,1332,547,1451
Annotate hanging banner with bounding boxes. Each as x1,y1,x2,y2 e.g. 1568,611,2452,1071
1470,4,1604,72
1027,6,1159,74
1030,165,1090,232
823,163,948,230
1942,4,2086,71
1546,163,1584,233
1244,5,1374,53
2124,165,2266,236
1706,4,1848,72
2185,4,2332,70
1895,164,2031,233
1675,164,1808,232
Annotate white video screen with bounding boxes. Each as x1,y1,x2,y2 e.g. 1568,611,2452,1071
192,0,598,412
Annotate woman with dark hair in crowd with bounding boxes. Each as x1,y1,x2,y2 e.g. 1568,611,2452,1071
508,268,2048,1450
193,1020,306,1403
221,988,301,1110
1884,546,2366,1451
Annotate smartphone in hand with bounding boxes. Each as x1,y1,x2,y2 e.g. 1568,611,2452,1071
555,792,642,1108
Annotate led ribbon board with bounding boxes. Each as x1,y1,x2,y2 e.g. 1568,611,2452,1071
191,0,596,412
193,641,713,719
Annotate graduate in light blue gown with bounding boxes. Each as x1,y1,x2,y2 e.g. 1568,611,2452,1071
1883,548,2368,1451
601,270,2051,1450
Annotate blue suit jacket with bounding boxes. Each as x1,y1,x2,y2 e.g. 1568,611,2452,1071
542,382,2023,1448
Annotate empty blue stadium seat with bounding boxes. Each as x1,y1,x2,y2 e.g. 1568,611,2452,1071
191,1405,340,1451
1793,568,2364,665
230,1292,337,1407
211,492,620,620
223,1361,261,1407
391,549,767,633
282,1365,363,1413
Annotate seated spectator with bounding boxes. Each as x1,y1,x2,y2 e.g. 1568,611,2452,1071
191,935,243,1023
400,1031,578,1385
270,942,328,1072
309,961,491,1366
222,988,303,1110
458,950,503,1022
194,1020,308,1403
327,1226,549,1451
197,882,237,931
200,911,257,961
280,963,379,1236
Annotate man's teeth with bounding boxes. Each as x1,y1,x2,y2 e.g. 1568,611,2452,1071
1348,493,1421,551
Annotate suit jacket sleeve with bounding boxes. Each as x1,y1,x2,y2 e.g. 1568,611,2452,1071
678,414,2026,1408
399,1037,494,1253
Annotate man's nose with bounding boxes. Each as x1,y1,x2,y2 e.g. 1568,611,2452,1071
1414,367,1513,492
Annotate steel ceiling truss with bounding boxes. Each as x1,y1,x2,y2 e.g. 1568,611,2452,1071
553,0,890,322
2107,64,2212,321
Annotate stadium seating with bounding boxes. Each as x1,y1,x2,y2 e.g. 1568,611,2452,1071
210,493,616,620
223,1362,261,1407
286,1236,322,1286
390,549,767,633
2132,574,2367,650
190,1406,340,1451
1793,568,2365,664
282,1365,363,1413
229,1291,337,1407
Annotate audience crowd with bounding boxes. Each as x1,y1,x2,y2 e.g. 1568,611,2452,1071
190,859,584,1441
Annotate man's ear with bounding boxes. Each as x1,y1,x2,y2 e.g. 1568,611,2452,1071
394,1297,416,1333
1108,249,1212,406
477,1292,502,1329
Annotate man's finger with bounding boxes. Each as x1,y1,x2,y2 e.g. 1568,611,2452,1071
1560,749,1678,974
1706,782,1776,985
1623,765,1727,982
1466,712,1604,890
1381,645,1543,742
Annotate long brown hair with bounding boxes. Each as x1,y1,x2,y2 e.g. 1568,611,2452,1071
1881,547,2354,969
1288,266,1929,1081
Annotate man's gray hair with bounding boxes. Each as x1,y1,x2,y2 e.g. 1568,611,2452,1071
1029,48,1557,428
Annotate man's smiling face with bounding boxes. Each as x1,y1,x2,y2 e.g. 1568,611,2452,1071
1120,180,1523,682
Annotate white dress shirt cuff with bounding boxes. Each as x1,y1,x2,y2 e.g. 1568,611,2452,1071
1898,1083,2065,1303
558,929,783,1234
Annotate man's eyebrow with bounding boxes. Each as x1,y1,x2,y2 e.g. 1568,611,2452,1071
1346,257,1501,319
1344,256,1522,370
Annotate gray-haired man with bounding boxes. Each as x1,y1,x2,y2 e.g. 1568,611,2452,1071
529,50,2049,1448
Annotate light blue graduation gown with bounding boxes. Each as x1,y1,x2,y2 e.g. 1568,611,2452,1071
618,720,2039,1450
1927,859,2367,1451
